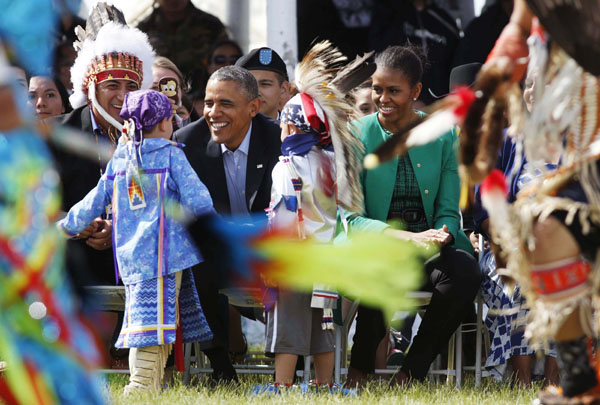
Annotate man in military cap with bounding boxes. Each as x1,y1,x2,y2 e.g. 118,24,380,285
236,47,290,120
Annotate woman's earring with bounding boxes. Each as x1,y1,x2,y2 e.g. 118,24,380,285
413,98,417,101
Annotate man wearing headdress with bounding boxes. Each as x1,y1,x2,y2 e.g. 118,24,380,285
52,7,155,287
50,5,155,368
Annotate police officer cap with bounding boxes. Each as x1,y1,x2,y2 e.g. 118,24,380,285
236,47,288,81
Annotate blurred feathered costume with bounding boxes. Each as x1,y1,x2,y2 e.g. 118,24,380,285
482,24,600,348
463,3,600,357
0,0,104,404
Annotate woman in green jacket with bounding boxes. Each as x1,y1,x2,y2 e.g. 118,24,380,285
344,46,481,386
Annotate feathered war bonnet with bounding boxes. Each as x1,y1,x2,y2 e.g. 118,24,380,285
70,3,155,132
281,41,373,214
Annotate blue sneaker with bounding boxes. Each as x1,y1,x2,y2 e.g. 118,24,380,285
328,383,358,396
250,382,281,395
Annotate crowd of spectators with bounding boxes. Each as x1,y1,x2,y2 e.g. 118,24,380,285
26,0,555,390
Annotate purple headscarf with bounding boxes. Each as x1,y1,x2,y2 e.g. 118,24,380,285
120,90,172,132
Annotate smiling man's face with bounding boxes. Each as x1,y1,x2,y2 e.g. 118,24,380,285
203,79,259,150
93,79,139,130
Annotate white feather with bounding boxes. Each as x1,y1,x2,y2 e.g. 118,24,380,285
405,109,458,148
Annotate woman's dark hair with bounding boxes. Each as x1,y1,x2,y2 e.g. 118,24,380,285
52,75,73,114
374,45,427,87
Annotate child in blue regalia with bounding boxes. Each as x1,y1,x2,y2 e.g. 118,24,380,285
58,90,215,393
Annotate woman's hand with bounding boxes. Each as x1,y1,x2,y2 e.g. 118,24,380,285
416,225,453,247
384,225,453,248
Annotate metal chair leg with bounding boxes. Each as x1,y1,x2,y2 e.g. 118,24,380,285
334,326,342,384
183,343,192,385
304,355,311,383
476,291,483,387
455,325,462,389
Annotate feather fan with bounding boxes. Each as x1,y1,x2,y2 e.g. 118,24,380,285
294,41,365,214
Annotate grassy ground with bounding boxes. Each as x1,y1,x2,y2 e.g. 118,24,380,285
105,373,539,404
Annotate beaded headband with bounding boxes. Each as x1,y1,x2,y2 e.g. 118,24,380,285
86,52,143,88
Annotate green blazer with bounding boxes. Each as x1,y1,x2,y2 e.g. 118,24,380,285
339,112,473,253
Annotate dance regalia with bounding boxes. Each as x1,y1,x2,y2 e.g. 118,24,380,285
59,135,215,348
266,42,364,329
481,4,600,349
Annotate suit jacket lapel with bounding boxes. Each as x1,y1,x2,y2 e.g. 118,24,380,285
245,121,268,210
80,106,93,134
205,139,231,214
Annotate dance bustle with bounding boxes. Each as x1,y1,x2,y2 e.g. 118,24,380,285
294,41,365,214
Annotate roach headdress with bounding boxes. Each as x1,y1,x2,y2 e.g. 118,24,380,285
281,41,365,214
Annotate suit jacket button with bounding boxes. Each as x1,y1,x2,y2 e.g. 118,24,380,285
417,163,421,168
424,189,429,194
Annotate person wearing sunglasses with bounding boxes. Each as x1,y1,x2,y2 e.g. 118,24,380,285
207,39,243,76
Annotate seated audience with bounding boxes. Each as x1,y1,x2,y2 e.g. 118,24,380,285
351,81,377,117
151,56,190,129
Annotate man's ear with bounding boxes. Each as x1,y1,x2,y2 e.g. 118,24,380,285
280,81,290,99
249,97,261,117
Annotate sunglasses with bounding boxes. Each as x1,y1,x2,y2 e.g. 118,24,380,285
212,55,241,65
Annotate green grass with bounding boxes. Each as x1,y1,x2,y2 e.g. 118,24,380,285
104,373,539,404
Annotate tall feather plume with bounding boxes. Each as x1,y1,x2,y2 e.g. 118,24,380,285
73,2,127,51
459,66,508,185
460,66,505,169
294,41,365,214
330,51,376,95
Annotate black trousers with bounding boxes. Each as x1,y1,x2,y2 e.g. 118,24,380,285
192,262,237,380
350,247,481,380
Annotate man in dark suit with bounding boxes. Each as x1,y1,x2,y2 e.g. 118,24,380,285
175,65,281,382
53,32,151,286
